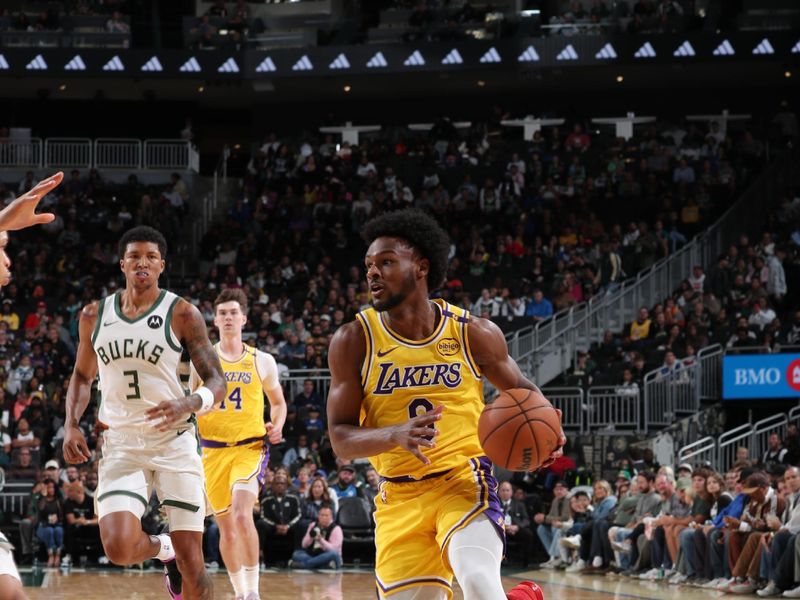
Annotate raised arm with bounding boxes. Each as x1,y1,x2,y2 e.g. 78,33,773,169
326,322,442,465
62,302,100,464
145,300,226,430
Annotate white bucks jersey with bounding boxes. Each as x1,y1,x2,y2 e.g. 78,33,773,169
92,290,185,431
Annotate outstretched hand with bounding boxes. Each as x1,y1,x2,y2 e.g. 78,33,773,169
390,405,444,465
0,172,62,232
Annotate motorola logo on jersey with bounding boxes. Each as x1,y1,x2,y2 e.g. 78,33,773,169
372,362,461,395
147,315,163,329
96,339,165,366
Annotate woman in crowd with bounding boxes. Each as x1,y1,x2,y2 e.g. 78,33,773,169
299,477,339,532
565,480,618,572
35,479,64,567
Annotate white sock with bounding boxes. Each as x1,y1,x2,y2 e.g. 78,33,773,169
592,556,603,568
229,569,245,598
153,534,175,562
243,564,259,595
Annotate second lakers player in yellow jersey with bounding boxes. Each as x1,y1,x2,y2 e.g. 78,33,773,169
328,209,565,600
191,289,286,600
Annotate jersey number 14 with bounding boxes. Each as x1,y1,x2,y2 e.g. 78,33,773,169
219,387,243,411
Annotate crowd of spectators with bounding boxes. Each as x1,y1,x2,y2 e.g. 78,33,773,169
519,427,800,600
570,219,799,392
547,0,705,36
0,3,130,34
0,107,787,568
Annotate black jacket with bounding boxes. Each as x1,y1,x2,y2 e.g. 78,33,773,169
260,492,302,528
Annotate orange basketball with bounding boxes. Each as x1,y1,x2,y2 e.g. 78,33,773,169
478,388,562,471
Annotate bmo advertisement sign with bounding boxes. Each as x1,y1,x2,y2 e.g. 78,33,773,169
723,354,800,400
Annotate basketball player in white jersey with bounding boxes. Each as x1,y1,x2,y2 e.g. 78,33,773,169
62,226,227,600
0,171,63,600
190,288,286,600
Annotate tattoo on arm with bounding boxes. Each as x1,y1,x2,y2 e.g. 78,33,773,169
179,303,226,407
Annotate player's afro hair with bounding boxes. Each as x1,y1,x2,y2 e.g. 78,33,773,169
118,226,168,259
361,209,450,292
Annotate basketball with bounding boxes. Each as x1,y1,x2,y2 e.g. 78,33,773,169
478,389,562,471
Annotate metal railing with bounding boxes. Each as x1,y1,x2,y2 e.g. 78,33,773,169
94,138,142,169
678,436,716,467
0,137,198,171
789,405,800,425
44,137,92,169
144,139,200,171
0,139,42,167
697,344,723,401
752,414,788,462
0,482,32,517
718,423,755,473
506,154,797,386
587,386,641,432
540,387,583,432
280,369,333,405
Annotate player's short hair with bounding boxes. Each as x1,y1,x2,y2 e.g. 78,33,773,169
214,288,248,313
118,226,167,259
361,209,450,291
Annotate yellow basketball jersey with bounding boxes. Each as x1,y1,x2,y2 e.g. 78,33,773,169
197,344,266,443
357,299,484,480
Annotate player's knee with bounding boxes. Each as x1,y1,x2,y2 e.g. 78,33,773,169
457,570,496,597
102,536,136,565
231,506,254,533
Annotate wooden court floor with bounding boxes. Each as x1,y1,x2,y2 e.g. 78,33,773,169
24,567,730,600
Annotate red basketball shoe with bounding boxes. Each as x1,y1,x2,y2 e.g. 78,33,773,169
506,581,545,600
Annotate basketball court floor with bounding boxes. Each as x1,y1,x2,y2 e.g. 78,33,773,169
23,567,726,599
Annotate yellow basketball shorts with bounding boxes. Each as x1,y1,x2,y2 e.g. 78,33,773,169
201,441,269,515
374,456,504,598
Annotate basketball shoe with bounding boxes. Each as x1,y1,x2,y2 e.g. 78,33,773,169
507,581,545,600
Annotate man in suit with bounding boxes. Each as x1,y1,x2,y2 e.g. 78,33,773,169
499,481,535,567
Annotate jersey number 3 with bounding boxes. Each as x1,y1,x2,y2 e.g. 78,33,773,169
408,398,435,441
220,387,243,411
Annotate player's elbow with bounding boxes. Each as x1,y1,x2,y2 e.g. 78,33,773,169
329,426,355,459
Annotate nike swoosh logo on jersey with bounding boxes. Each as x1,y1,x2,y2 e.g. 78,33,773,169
376,346,399,357
177,429,187,436
103,320,118,326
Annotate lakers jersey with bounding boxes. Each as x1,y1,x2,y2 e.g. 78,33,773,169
92,290,185,431
196,344,267,444
357,299,484,480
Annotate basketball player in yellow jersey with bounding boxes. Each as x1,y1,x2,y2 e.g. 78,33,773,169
328,209,565,600
191,289,286,600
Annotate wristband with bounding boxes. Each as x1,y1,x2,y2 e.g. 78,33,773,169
196,386,215,414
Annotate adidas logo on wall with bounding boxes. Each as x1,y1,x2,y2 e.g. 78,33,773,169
179,57,202,73
556,44,578,60
329,53,350,69
634,42,656,58
404,50,425,66
595,43,617,60
479,47,501,63
64,55,86,70
752,38,775,55
0,54,8,70
292,55,313,71
712,40,735,56
255,57,276,73
141,56,163,72
442,49,463,65
366,52,388,68
218,57,239,73
102,55,125,71
518,45,540,62
26,54,47,70
673,41,695,57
